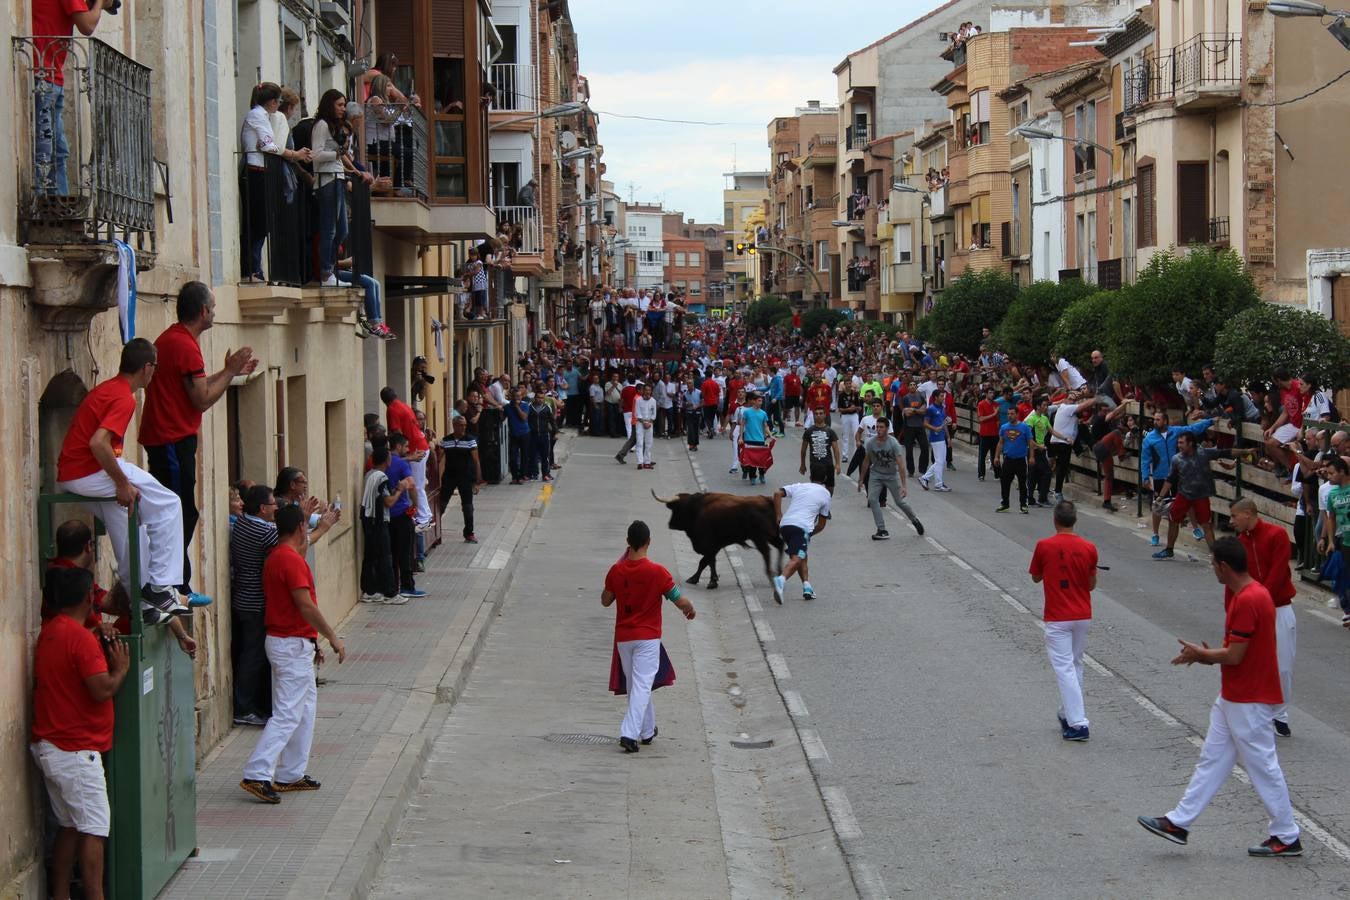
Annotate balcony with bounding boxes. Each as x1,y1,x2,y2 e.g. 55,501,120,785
489,63,535,113
845,123,872,152
1208,215,1230,246
1123,34,1241,113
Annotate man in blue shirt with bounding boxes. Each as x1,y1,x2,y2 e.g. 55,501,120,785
918,388,951,492
993,407,1033,512
563,362,583,432
767,369,785,435
738,393,772,484
385,432,423,599
995,387,1022,428
1139,410,1212,546
505,387,532,485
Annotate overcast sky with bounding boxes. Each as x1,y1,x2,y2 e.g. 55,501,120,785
567,0,937,224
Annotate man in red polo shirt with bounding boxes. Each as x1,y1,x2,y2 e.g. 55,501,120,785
783,368,803,427
241,505,346,804
1029,500,1097,741
1138,537,1300,857
30,0,116,194
140,282,256,604
31,566,129,900
381,385,431,531
700,371,721,437
1228,498,1297,737
57,339,190,620
804,375,832,428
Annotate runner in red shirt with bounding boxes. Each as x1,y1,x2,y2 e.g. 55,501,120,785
1029,501,1097,740
30,565,129,900
976,387,999,480
700,374,721,436
381,386,431,530
1228,498,1297,736
602,520,695,752
140,282,256,603
783,371,803,426
805,377,832,427
1138,536,1300,857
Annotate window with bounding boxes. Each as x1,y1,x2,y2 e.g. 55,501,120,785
1076,214,1087,268
895,223,913,263
324,399,348,506
971,194,991,248
690,251,701,267
817,240,829,270
690,280,702,294
675,280,687,290
1039,166,1048,196
639,250,662,264
970,90,990,146
1177,161,1208,245
432,56,467,200
1073,102,1097,175
286,375,307,472
675,252,686,267
1122,197,1134,258
1137,162,1156,247
1011,181,1021,255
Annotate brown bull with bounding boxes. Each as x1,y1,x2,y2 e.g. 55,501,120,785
652,490,783,590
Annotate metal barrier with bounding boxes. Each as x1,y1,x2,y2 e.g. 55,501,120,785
362,100,428,201
36,493,196,900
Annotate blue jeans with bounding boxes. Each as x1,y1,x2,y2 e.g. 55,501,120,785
337,271,381,321
34,82,69,195
316,178,347,278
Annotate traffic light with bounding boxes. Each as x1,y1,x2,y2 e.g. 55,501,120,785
747,243,757,256
735,242,746,256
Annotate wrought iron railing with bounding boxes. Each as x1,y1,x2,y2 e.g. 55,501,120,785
362,100,428,200
846,122,872,150
489,63,534,112
1122,34,1240,111
496,205,540,254
13,36,154,241
1208,215,1230,245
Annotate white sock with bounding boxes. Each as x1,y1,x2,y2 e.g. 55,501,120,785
802,581,812,593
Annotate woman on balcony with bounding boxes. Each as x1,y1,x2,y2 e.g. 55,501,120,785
240,82,312,282
311,89,372,287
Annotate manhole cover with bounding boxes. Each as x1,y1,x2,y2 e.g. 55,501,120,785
544,733,614,745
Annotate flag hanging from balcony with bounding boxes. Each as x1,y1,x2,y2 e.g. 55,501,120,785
113,240,137,341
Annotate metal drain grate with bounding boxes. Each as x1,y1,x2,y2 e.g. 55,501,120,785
544,733,615,745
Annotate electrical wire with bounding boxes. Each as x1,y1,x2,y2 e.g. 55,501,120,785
1244,66,1350,106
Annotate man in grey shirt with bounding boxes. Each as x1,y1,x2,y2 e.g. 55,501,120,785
858,417,925,540
1153,431,1254,559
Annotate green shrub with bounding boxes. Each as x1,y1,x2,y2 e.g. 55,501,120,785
921,269,1017,357
745,295,792,331
993,278,1097,365
1050,290,1121,370
1213,303,1350,389
801,307,846,338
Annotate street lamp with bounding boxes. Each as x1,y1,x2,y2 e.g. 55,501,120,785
1011,123,1114,162
891,181,926,195
562,146,595,160
489,100,588,131
1266,0,1350,47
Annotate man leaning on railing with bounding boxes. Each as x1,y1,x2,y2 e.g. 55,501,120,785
31,0,118,195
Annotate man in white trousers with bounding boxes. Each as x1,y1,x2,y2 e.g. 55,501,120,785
633,383,657,470
1028,501,1097,741
1138,536,1301,857
240,505,346,803
1228,498,1297,737
56,338,189,621
602,520,695,753
917,386,951,492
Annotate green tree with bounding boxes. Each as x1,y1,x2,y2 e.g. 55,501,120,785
744,295,792,331
1213,303,1350,390
1105,247,1260,385
1050,290,1120,370
993,278,1097,365
801,307,846,338
920,268,1017,357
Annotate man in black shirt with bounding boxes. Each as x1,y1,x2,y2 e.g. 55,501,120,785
439,415,482,543
899,384,930,477
800,404,842,494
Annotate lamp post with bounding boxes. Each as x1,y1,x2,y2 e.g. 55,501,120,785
1010,123,1114,162
489,100,587,131
1266,0,1350,47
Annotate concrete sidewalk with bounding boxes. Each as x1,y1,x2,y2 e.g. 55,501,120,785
159,445,559,900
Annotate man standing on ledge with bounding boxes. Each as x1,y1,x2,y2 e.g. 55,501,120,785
1138,537,1300,857
140,281,257,605
381,386,431,531
1029,501,1097,741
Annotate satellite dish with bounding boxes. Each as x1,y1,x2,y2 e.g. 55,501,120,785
558,130,578,151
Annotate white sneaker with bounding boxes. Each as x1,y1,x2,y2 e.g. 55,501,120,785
935,484,952,492
1330,597,1341,609
384,594,410,605
321,274,339,287
360,593,385,603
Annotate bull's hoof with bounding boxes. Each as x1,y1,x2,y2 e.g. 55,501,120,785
707,579,719,590
686,575,700,585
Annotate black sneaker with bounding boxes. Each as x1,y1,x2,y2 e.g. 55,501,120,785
871,530,890,540
1020,506,1029,514
1248,836,1302,857
640,727,659,746
142,607,171,627
240,779,281,804
1138,815,1188,845
274,775,321,792
995,504,1010,513
913,519,925,536
1273,720,1291,737
619,737,640,753
1062,725,1090,741
141,583,177,611
1102,499,1115,511
1027,500,1041,508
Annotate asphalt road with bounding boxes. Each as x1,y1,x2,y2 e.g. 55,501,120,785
694,433,1350,898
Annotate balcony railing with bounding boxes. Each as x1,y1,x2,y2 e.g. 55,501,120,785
1208,215,1230,245
845,123,872,151
362,100,428,201
1123,34,1241,112
13,36,154,243
489,63,535,112
496,205,541,254
239,154,372,286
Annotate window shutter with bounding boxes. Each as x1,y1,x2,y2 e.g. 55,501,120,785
1000,221,1011,258
376,0,415,64
1137,163,1156,248
1177,162,1208,245
431,0,466,55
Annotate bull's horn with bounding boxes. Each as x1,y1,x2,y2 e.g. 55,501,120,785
651,489,676,504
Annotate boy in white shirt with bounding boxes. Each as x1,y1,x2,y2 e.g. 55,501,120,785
771,473,832,603
634,383,657,469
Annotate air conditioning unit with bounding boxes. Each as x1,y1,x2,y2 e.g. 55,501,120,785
319,0,350,30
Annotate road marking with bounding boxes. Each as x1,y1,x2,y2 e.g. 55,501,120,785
970,572,999,591
1082,654,1114,677
752,618,775,644
799,729,830,762
1140,696,1182,728
744,595,762,614
537,483,552,506
949,555,972,571
999,592,1032,614
925,536,948,553
820,786,861,839
765,652,791,681
782,689,808,719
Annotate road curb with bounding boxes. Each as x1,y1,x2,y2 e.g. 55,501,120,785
318,439,562,900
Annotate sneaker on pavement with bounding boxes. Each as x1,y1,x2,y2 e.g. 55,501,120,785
1027,500,1041,508
935,484,952,492
1248,836,1302,858
233,713,268,727
640,727,659,746
1150,533,1161,547
359,593,386,603
240,779,281,804
1020,506,1029,514
384,594,408,605
918,476,930,491
1057,713,1069,731
1273,720,1291,737
1152,549,1174,560
1138,815,1188,845
871,530,891,540
1102,500,1115,511
1062,725,1090,742
464,534,479,543
802,587,815,600
399,588,427,599
912,519,925,536
772,575,785,605
619,736,640,753
1192,526,1205,541
274,775,321,792
995,505,1010,513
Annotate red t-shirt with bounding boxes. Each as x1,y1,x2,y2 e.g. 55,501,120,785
977,399,999,437
1028,532,1097,621
1016,400,1033,420
1226,520,1295,608
784,374,802,398
31,614,114,752
138,323,207,446
386,399,428,453
263,544,319,639
1220,582,1281,704
605,556,676,642
1278,381,1303,429
45,558,107,631
620,384,638,414
806,382,832,412
32,0,88,87
56,376,137,483
701,379,720,407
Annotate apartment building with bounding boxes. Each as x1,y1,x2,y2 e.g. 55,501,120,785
624,204,667,289
722,171,770,307
663,234,706,298
679,219,726,309
765,102,838,307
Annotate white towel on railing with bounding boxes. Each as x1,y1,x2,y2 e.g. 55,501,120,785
113,239,137,341
431,318,445,362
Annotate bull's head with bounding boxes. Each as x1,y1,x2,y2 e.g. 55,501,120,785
652,489,702,533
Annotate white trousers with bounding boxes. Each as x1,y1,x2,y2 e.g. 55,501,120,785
1044,619,1090,728
58,460,184,589
1272,604,1296,724
617,638,659,741
922,438,947,487
840,413,859,461
636,423,654,466
1166,698,1299,843
410,455,431,527
729,424,741,468
803,410,814,429
623,411,633,439
244,636,318,784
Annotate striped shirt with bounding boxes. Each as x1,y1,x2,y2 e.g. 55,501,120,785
441,436,479,481
229,514,278,612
